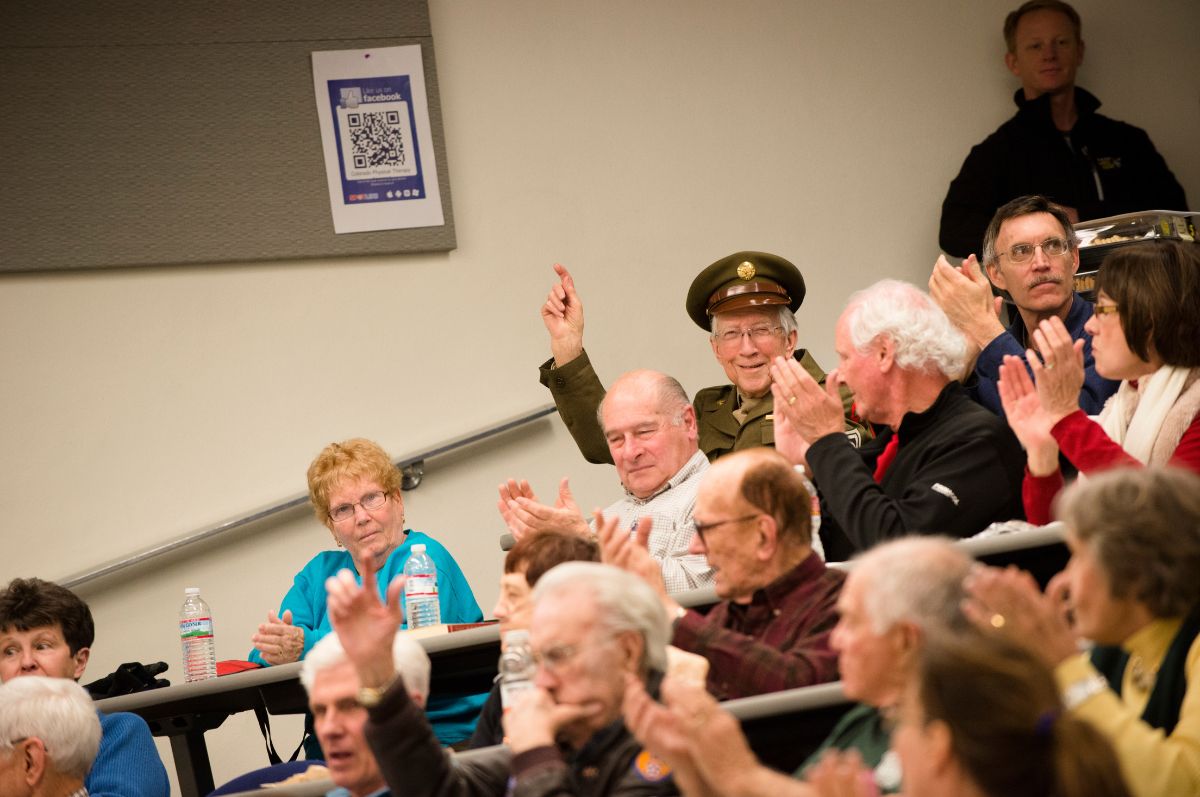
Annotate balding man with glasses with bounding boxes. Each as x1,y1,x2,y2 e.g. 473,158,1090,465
599,448,843,700
930,194,1119,417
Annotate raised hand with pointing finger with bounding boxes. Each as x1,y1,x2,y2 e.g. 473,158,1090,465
541,262,585,367
325,558,405,690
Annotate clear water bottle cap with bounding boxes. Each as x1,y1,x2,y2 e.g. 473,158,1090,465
185,587,200,595
413,544,426,553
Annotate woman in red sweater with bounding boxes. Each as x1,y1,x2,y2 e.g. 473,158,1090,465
998,240,1200,524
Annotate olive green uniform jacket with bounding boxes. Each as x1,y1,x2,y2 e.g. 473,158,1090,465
538,350,869,463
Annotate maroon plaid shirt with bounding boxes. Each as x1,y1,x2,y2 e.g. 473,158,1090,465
672,552,843,699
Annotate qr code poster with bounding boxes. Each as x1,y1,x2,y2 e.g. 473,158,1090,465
313,46,444,234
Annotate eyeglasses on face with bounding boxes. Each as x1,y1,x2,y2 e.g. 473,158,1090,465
328,490,389,523
712,325,784,348
999,237,1071,264
693,514,759,545
1091,303,1119,317
531,642,580,675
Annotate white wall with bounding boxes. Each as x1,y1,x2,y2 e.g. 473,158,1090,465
1,1,1196,792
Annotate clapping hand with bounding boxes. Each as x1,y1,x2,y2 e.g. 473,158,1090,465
963,565,1080,669
596,511,673,610
497,477,589,540
997,355,1061,476
770,358,845,443
251,609,305,665
1027,316,1086,422
928,254,1006,351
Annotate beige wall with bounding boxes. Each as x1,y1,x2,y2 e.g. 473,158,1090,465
1,1,1197,792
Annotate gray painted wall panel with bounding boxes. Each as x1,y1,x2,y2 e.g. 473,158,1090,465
1,2,453,271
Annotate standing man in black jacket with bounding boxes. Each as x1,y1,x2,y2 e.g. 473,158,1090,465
938,0,1187,259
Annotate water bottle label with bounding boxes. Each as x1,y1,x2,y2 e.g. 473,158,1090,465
180,617,214,640
405,573,437,598
500,679,535,710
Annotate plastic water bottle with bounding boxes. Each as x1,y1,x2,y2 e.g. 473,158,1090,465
403,544,441,629
797,467,825,561
498,629,536,712
179,587,217,682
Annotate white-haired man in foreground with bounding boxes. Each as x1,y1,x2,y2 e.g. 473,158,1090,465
771,279,1026,560
0,676,102,797
299,631,431,797
326,561,678,796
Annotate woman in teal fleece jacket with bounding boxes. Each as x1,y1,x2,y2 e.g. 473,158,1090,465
249,438,485,745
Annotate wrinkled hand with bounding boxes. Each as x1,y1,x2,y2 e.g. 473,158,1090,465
503,686,603,754
928,254,1006,350
325,561,405,688
770,358,845,442
596,511,674,611
622,675,720,797
963,565,1080,668
773,403,812,470
663,676,781,796
806,749,879,797
251,609,305,665
1028,316,1085,423
997,355,1061,476
497,478,589,541
541,263,585,366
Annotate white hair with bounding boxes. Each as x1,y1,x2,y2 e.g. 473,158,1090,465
300,631,431,702
710,306,798,355
843,280,968,378
850,537,973,635
533,562,669,673
0,677,101,780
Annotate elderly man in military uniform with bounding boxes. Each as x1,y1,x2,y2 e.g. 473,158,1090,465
538,254,867,465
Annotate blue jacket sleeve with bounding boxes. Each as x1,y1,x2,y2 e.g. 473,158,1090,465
973,331,1030,416
88,711,170,797
974,328,1116,418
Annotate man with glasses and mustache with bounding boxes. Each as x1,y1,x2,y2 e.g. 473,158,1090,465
538,252,869,467
930,194,1119,417
600,448,843,699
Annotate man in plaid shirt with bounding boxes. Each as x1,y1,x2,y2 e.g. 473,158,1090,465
500,370,714,593
601,448,842,699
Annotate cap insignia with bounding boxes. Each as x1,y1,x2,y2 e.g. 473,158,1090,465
736,261,755,280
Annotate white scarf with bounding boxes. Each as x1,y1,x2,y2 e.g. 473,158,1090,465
1096,365,1194,464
